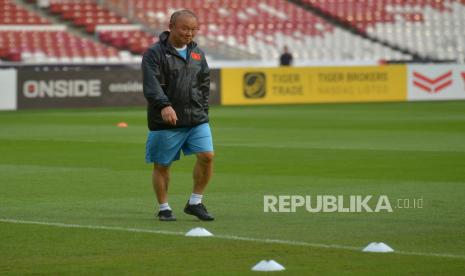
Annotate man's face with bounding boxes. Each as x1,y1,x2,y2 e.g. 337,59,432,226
169,15,199,46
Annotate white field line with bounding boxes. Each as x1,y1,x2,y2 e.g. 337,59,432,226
1,218,464,260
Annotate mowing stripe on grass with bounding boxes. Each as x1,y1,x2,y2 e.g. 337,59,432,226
1,137,464,153
1,218,464,260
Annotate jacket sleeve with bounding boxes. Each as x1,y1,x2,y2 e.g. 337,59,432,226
198,52,210,109
142,48,171,109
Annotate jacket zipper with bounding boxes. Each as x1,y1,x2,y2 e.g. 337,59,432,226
185,48,193,126
168,46,193,126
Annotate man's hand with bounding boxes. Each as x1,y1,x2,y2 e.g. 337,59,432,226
161,106,178,125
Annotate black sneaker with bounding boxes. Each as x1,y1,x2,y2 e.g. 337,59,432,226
157,209,176,221
184,201,215,221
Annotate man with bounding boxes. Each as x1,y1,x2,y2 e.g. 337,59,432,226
279,46,293,66
142,9,214,221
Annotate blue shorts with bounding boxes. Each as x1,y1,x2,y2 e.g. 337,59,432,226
145,123,214,166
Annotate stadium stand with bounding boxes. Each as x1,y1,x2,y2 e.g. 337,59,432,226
0,0,49,24
43,0,156,55
298,0,464,61
0,0,141,63
0,28,122,62
97,28,155,55
2,0,464,63
48,0,129,33
106,0,411,61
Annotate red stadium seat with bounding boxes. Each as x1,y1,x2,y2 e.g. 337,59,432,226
0,1,50,24
0,30,121,62
46,1,130,33
96,29,156,54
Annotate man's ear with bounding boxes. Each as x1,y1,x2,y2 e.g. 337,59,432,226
168,23,174,30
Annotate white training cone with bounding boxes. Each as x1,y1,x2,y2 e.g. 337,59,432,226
185,227,213,237
251,260,268,271
251,260,285,271
362,242,394,253
267,260,285,271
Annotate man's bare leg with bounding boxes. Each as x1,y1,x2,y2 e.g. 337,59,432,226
153,164,176,221
153,164,170,204
193,152,214,195
184,152,215,221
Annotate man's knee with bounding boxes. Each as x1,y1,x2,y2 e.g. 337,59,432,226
197,152,214,163
154,164,170,174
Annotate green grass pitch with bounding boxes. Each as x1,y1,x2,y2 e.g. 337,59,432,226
1,102,465,275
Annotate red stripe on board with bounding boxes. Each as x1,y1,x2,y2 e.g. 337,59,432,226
413,71,452,85
433,80,453,93
413,81,432,93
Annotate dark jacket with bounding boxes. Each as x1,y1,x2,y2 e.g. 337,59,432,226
280,52,293,66
142,31,210,130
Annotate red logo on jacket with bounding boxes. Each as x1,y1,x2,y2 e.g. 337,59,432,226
191,52,201,61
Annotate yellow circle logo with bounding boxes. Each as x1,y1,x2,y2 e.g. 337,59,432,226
244,72,266,98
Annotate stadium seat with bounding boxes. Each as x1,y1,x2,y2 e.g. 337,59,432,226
48,1,129,33
97,30,157,54
0,0,50,24
0,30,120,62
28,0,151,60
